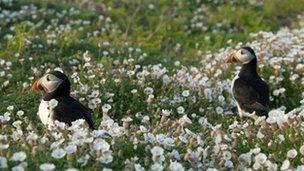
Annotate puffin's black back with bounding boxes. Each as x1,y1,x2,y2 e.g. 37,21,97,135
53,96,95,130
233,78,269,116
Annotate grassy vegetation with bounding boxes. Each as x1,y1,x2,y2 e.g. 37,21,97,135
1,0,304,170
0,0,303,114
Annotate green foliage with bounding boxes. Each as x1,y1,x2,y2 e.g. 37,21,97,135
263,0,304,20
1,0,304,170
2,22,34,58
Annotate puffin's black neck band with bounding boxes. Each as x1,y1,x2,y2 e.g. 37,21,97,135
239,58,258,81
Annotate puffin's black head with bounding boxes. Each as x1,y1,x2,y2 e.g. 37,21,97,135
225,46,257,65
32,71,71,99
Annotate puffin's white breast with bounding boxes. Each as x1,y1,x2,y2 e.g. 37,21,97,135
231,74,245,117
38,100,53,126
231,74,239,99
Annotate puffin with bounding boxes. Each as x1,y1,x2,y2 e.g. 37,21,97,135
226,46,270,117
31,71,95,129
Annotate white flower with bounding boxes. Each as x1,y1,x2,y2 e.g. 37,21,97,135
178,115,192,125
40,137,49,145
204,88,213,101
0,143,9,150
83,51,91,62
26,132,38,142
77,154,90,166
12,165,24,171
255,153,267,164
49,99,58,109
169,161,184,171
273,88,286,96
280,159,290,170
3,80,9,87
144,133,155,143
144,87,154,95
102,104,112,113
51,148,66,159
300,144,304,155
39,163,56,171
148,4,155,10
287,149,297,159
151,146,164,156
178,135,188,144
162,109,171,116
122,117,133,123
182,90,190,97
89,90,99,98
131,89,138,94
253,162,261,170
278,134,285,143
12,121,22,128
0,112,11,123
239,152,252,165
65,144,77,155
224,160,233,168
168,150,181,160
174,61,180,66
162,75,171,84
102,168,112,171
7,105,14,111
266,109,288,127
206,168,218,171
218,95,225,104
96,152,113,164
251,147,261,154
103,51,109,56
147,94,154,104
266,162,278,171
177,106,185,114
93,138,110,152
296,165,304,171
16,110,24,117
134,164,145,171
215,107,223,114
11,151,27,162
151,146,165,163
257,131,264,139
70,119,86,130
0,156,8,168
151,163,164,171
54,120,67,130
88,98,100,109
50,139,65,149
65,168,79,171
140,125,148,133
142,115,150,123
163,137,175,147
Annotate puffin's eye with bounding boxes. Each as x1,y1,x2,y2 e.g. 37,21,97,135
46,75,51,81
240,50,245,55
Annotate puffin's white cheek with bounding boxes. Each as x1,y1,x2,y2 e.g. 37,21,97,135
236,54,254,64
43,81,62,93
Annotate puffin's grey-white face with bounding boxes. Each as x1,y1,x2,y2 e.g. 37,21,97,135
234,48,255,64
32,74,64,93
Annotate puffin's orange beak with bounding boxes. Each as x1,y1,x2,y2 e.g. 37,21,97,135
225,53,237,63
31,78,42,91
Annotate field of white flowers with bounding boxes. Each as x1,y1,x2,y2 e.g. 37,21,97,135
1,0,304,170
